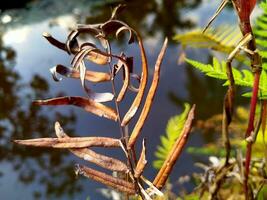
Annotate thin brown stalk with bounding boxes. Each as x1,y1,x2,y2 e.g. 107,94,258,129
128,38,168,149
14,137,121,148
33,96,118,121
153,105,195,189
203,0,229,33
222,60,235,166
121,35,148,126
209,59,235,198
104,40,143,200
76,164,136,195
209,163,235,200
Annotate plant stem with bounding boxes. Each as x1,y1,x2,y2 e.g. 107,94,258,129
223,60,235,166
238,20,261,199
244,71,260,199
107,53,144,199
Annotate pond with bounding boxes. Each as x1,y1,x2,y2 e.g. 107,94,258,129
0,0,254,199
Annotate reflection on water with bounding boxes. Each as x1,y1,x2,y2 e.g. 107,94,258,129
85,0,202,38
0,32,82,199
0,0,244,199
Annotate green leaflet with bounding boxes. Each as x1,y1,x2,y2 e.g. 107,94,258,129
182,0,267,99
153,103,190,169
186,57,267,99
174,1,267,66
173,26,241,53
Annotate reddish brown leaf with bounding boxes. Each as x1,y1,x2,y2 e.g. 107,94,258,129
43,32,109,65
234,0,256,21
50,64,111,83
33,96,118,121
116,57,130,102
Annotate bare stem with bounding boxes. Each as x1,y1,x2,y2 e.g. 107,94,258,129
107,46,144,199
239,22,261,200
244,70,261,199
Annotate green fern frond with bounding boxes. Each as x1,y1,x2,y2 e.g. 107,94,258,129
186,57,267,98
253,1,267,59
173,26,242,54
153,103,191,169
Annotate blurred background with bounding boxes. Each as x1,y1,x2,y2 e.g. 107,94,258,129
0,0,258,199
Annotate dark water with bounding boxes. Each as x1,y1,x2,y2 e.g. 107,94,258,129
0,0,250,199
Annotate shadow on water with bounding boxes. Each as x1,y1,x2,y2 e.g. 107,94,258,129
0,0,243,199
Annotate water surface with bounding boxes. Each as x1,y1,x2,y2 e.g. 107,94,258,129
0,0,249,199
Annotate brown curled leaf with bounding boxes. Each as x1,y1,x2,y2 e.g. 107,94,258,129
50,64,111,83
153,105,195,189
116,26,133,43
128,38,168,148
79,61,114,103
33,96,118,121
115,57,130,102
134,139,147,178
101,20,135,44
43,32,67,51
71,48,111,103
126,73,141,93
54,122,128,172
14,137,121,148
121,35,148,126
66,30,80,54
86,49,109,65
71,43,96,68
43,32,109,65
76,165,136,195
